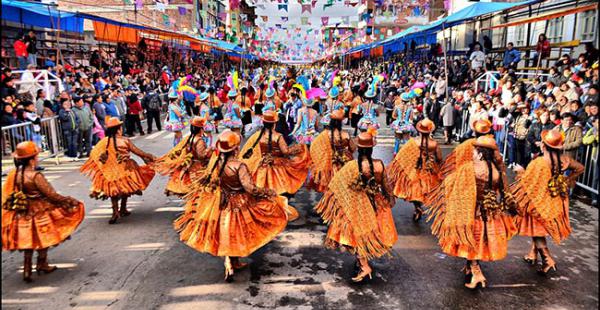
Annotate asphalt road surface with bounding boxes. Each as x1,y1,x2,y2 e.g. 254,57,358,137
2,117,598,310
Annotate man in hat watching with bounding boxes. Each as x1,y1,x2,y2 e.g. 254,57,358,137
556,112,583,159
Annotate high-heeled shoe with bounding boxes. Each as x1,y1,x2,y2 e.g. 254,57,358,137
537,247,557,276
351,268,373,282
523,244,537,266
36,253,57,275
462,263,472,283
465,263,486,289
231,258,248,270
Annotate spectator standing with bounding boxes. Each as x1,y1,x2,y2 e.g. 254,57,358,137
383,92,395,125
503,42,521,69
142,88,162,133
512,104,532,167
469,43,486,72
556,112,583,159
72,96,94,158
440,99,456,144
534,33,550,67
91,94,107,129
1,103,17,126
527,109,554,158
126,93,144,136
25,31,38,67
13,34,28,70
582,115,598,205
58,99,79,159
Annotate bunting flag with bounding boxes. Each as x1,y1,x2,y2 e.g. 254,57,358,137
321,17,329,26
162,14,170,26
230,0,240,10
301,17,308,25
186,0,193,3
123,0,131,4
218,12,227,20
311,0,317,8
156,1,166,12
278,4,288,11
178,6,187,15
301,4,311,13
349,1,358,7
281,16,288,22
134,0,143,9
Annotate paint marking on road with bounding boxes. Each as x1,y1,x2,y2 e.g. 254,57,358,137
124,243,167,251
75,291,125,301
17,286,59,294
488,284,537,288
155,206,184,212
1,298,44,304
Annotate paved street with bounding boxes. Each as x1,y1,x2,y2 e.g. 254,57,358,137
2,120,598,310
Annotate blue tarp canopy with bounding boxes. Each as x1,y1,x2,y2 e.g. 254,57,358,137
2,0,84,33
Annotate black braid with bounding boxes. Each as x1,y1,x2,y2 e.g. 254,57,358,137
357,147,374,185
478,146,505,201
242,125,267,159
218,152,232,177
416,134,429,169
548,147,562,177
187,125,201,152
105,126,120,157
13,158,28,192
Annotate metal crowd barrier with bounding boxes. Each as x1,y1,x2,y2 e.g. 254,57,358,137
575,145,599,196
1,116,64,164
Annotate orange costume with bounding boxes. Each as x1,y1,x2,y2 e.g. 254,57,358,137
426,136,517,289
174,131,293,281
387,119,442,221
440,120,502,177
308,110,356,192
240,111,310,195
315,131,397,282
80,120,155,200
2,141,84,282
153,117,213,196
510,130,584,275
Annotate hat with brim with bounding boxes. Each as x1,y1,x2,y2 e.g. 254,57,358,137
400,92,411,102
357,132,376,148
473,135,498,151
262,110,278,123
304,98,315,106
472,119,492,135
364,86,377,99
199,92,209,101
416,118,435,134
216,130,241,153
541,129,565,150
265,87,275,98
329,86,340,98
105,116,123,129
227,89,238,98
190,116,207,128
12,141,40,159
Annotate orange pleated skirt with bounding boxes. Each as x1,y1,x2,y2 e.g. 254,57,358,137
81,158,155,199
2,200,85,251
254,146,310,195
317,191,398,257
440,214,516,261
516,201,571,238
162,161,206,197
174,191,290,257
392,168,442,203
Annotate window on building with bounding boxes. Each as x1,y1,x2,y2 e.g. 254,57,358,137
547,17,564,43
579,10,596,42
515,24,526,46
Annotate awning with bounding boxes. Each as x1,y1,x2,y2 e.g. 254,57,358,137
93,21,139,44
1,0,84,33
483,4,597,30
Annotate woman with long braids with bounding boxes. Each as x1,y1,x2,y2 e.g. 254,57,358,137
254,83,266,116
387,118,442,222
223,88,243,135
240,110,310,196
81,117,155,224
197,92,216,140
3,141,84,282
349,86,365,137
425,136,518,289
208,87,223,133
319,85,344,127
309,109,356,192
153,116,214,197
315,129,397,282
238,86,253,136
511,129,584,275
174,131,293,281
440,119,503,177
164,89,188,147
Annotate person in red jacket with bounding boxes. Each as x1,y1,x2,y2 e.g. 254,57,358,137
126,91,145,137
534,33,551,67
13,34,29,70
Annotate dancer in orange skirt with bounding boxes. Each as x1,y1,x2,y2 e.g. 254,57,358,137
174,131,293,281
387,118,442,222
81,117,156,224
511,129,584,275
315,130,397,282
240,110,310,196
153,116,213,197
308,109,356,192
425,136,518,289
440,119,504,177
2,141,84,282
